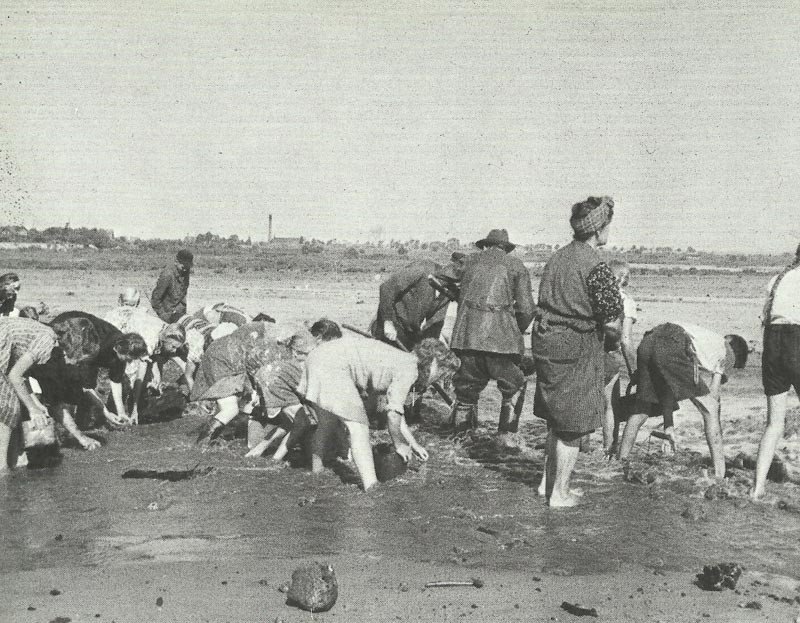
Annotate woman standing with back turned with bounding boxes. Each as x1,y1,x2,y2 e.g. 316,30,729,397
532,196,622,507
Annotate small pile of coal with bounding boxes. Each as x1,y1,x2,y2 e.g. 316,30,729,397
373,442,407,482
696,562,743,591
287,562,338,612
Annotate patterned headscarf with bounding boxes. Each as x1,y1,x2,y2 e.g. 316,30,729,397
570,196,614,237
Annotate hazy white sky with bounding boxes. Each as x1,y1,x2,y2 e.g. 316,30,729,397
1,1,798,252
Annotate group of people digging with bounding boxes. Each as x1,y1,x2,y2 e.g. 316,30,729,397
0,198,795,504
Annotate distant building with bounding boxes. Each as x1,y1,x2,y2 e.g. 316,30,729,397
269,237,303,248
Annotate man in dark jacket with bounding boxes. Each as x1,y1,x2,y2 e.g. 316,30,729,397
449,229,535,433
152,249,193,323
372,255,462,351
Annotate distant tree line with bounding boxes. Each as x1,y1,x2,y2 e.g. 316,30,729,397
0,224,792,267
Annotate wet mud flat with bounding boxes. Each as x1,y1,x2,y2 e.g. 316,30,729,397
2,266,799,620
3,388,800,623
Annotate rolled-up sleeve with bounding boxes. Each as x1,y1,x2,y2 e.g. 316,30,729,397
385,360,418,414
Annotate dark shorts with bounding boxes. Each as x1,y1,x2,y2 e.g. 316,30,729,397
636,323,708,409
762,325,800,396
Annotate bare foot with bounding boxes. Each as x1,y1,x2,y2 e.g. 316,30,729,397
537,481,583,498
751,487,766,501
548,492,581,508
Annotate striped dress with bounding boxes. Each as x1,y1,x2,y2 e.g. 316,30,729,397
0,318,57,427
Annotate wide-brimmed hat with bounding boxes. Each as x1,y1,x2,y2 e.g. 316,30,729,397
475,229,516,252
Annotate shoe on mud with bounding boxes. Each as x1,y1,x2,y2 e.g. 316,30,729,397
195,419,224,446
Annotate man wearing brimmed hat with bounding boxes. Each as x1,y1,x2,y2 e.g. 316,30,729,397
152,249,193,323
448,229,535,435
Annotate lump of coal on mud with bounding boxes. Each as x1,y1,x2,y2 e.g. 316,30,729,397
623,464,658,485
373,442,407,482
696,562,743,591
26,445,63,469
560,602,599,617
287,562,338,612
681,504,707,522
704,484,730,501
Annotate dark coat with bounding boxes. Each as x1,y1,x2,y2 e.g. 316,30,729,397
152,264,190,323
372,259,448,349
450,247,535,355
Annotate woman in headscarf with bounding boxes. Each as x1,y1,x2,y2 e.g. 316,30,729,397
0,317,59,472
192,319,341,445
532,196,623,507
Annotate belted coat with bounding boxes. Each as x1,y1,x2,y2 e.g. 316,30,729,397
449,247,535,355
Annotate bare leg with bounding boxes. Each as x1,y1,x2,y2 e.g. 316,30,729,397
0,422,11,473
548,435,580,508
617,410,650,460
603,375,619,451
344,420,377,490
537,452,548,496
197,395,239,444
753,391,788,499
213,396,241,426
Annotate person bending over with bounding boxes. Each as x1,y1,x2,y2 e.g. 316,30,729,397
298,335,460,490
616,322,748,479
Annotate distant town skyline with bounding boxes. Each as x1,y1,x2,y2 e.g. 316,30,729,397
2,2,798,254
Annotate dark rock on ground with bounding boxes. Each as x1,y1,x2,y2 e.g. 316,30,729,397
373,443,407,482
287,562,338,612
560,601,599,617
696,562,743,591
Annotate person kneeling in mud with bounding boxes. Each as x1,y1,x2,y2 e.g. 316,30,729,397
192,319,341,445
616,322,749,479
297,335,460,490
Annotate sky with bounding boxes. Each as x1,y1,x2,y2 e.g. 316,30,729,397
1,1,798,252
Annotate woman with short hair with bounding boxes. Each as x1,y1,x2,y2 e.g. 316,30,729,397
297,336,460,490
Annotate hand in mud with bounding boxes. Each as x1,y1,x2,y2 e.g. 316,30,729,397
28,405,49,429
411,442,429,461
103,408,130,428
395,443,413,463
79,436,101,451
661,428,677,455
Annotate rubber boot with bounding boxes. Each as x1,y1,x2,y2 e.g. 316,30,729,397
498,400,513,434
448,402,478,432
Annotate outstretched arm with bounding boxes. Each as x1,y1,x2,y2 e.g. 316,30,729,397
694,372,725,479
